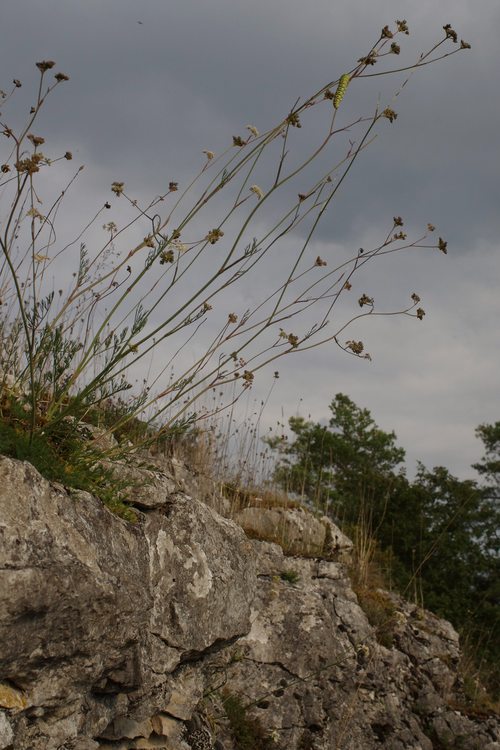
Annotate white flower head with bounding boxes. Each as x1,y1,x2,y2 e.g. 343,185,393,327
246,124,259,137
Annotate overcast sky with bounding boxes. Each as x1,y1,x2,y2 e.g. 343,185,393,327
1,0,499,480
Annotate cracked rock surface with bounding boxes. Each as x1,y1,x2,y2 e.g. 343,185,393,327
0,455,498,750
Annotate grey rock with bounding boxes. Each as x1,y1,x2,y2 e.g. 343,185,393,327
0,457,254,749
0,712,13,749
0,454,498,750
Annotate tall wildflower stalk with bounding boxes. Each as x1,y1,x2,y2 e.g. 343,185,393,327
0,22,469,458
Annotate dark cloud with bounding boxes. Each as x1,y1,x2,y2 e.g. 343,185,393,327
1,0,498,479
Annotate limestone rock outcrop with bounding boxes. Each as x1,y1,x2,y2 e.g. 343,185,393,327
0,454,498,750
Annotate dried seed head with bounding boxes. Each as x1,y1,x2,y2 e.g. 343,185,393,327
393,216,404,226
396,19,409,34
36,60,56,72
460,40,471,49
232,135,245,147
54,72,70,82
13,79,22,88
346,340,364,354
438,237,448,254
27,133,45,147
203,150,215,160
390,42,401,55
381,25,393,38
287,333,299,348
246,125,259,137
427,223,435,232
286,112,301,128
159,250,174,264
169,181,178,191
1,164,10,173
228,313,238,324
205,228,224,244
382,108,397,123
64,151,73,160
343,281,352,291
358,51,377,66
411,292,421,304
416,308,425,320
443,24,458,43
315,256,327,267
111,181,125,196
358,293,374,307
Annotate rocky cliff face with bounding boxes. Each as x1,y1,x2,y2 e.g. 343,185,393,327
0,454,498,750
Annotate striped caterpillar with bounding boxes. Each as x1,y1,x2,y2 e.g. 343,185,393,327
333,74,350,109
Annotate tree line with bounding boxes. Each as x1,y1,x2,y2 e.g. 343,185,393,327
266,394,500,696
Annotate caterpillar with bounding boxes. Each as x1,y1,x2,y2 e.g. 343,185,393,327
333,74,350,109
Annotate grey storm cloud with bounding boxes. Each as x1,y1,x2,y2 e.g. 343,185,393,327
1,0,499,478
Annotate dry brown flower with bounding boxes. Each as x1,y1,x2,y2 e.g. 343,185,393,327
346,340,364,354
411,292,421,304
205,228,224,244
228,313,238,324
416,308,425,320
27,134,45,147
232,136,245,147
315,256,327,267
111,181,125,196
64,151,72,160
286,112,301,128
443,24,458,43
393,216,404,226
36,60,56,72
358,51,378,66
390,42,401,55
438,237,448,254
381,25,393,39
382,108,397,123
159,250,174,264
358,293,374,307
54,72,70,82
